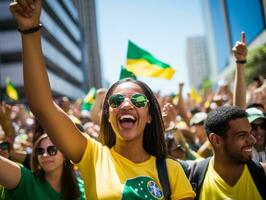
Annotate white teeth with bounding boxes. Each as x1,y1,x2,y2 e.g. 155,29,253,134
120,114,135,120
244,148,252,152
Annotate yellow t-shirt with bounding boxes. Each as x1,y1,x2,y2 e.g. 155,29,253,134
77,138,195,200
200,158,262,200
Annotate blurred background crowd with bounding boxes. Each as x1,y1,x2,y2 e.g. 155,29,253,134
1,73,266,165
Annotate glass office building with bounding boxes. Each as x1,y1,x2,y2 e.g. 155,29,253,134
202,0,266,82
0,0,92,99
186,36,210,90
226,0,265,47
73,0,103,90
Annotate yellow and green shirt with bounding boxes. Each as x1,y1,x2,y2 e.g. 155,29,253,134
200,158,262,200
77,138,195,200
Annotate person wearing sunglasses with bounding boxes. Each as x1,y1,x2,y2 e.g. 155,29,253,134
0,134,85,200
246,107,266,162
9,1,195,199
83,79,194,199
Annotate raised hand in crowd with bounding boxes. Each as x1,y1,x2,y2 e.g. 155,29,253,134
162,103,177,131
0,103,15,138
233,32,248,108
176,82,191,125
253,79,266,106
90,88,107,125
10,0,87,164
213,80,233,106
0,103,32,167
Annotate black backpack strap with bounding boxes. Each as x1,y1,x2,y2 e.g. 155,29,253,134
247,160,266,199
156,158,171,200
189,157,211,200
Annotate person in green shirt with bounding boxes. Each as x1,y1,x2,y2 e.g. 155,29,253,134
0,134,85,200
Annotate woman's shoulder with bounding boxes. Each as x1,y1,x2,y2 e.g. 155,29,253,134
76,137,111,167
20,165,35,178
4,166,54,200
165,157,182,168
165,158,191,177
85,136,104,149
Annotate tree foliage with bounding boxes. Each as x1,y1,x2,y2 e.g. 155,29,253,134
246,44,266,84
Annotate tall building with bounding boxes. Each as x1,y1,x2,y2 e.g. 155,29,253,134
73,0,103,90
0,0,87,100
186,36,210,90
202,0,266,83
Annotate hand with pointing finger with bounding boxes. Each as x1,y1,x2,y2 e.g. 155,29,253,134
233,32,248,108
232,32,248,63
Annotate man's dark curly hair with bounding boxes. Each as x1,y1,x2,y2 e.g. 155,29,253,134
204,106,247,138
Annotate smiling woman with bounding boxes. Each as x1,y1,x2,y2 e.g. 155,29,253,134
0,134,85,200
101,80,155,150
78,78,196,199
9,0,195,199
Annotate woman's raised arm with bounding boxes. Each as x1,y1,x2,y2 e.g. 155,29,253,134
9,0,86,163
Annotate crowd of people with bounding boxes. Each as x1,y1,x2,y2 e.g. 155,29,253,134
0,0,265,199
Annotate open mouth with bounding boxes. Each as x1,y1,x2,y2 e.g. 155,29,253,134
119,114,136,129
243,146,253,154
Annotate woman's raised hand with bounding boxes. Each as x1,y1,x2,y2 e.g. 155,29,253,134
162,103,177,131
9,0,42,31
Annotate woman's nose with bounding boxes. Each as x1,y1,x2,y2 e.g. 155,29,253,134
120,97,133,108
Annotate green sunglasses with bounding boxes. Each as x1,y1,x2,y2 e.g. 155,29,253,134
108,93,149,108
0,142,9,150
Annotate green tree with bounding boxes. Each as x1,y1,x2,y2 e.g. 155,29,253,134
246,44,266,84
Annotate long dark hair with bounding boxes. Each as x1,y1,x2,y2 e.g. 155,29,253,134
99,78,167,158
30,134,80,200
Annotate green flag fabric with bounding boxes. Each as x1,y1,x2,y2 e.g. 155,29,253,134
81,87,96,111
119,65,137,80
126,41,175,80
200,78,212,93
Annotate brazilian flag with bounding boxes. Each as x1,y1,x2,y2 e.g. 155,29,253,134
119,65,137,80
6,77,19,101
126,40,175,80
81,87,96,111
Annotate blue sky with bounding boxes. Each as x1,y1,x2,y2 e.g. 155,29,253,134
96,0,205,95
